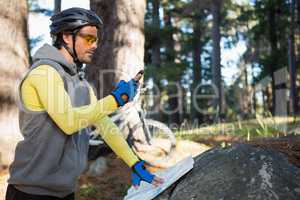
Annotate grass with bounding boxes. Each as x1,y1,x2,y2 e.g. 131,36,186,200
174,116,300,145
77,185,99,199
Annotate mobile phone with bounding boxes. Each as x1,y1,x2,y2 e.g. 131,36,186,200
133,70,144,81
121,70,144,102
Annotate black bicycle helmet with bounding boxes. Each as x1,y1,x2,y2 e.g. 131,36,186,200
50,7,103,35
49,8,103,71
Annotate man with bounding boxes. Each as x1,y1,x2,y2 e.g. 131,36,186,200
6,7,163,200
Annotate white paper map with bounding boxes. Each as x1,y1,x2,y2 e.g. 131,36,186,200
124,156,194,200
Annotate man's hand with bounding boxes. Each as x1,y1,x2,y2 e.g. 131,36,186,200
131,160,164,188
111,79,138,107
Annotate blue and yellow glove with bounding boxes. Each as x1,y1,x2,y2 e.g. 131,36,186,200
131,160,155,187
111,79,138,107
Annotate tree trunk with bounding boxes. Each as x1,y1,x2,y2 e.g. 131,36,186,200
0,0,29,165
244,64,249,112
211,0,224,121
88,0,145,98
191,15,203,122
0,0,29,106
164,8,181,125
267,3,278,115
251,65,257,113
54,0,61,14
88,0,146,142
164,9,175,62
262,90,267,113
240,61,252,118
288,0,297,115
151,0,161,67
297,0,300,60
151,0,162,120
266,84,273,113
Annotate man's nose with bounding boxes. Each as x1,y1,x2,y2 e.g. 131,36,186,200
91,41,98,49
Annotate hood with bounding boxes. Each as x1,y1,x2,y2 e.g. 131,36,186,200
32,43,77,75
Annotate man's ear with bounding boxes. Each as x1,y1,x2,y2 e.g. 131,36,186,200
62,33,72,45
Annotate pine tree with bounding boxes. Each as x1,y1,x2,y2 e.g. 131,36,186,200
0,0,29,165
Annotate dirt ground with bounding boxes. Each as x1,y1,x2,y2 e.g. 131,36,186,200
76,140,210,200
2,136,299,200
75,136,300,200
76,153,131,200
0,140,209,200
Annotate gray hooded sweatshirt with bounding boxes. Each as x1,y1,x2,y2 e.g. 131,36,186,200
8,44,92,197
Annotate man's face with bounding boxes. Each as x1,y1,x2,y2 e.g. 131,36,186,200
75,26,98,63
71,25,99,64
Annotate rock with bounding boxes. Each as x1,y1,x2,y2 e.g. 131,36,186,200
87,157,107,177
248,135,300,167
169,144,300,200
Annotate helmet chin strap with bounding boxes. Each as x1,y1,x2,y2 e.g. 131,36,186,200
62,30,83,72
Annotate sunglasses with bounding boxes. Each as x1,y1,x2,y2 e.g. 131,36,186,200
77,32,99,45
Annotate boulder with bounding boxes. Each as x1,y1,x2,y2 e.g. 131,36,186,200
87,156,108,177
169,144,300,200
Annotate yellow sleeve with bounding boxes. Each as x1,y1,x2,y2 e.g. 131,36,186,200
88,84,139,167
94,116,139,167
21,65,118,135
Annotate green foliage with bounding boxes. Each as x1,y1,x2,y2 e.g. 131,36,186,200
145,62,186,81
144,0,299,123
239,0,290,83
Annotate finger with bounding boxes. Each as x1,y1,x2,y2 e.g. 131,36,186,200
154,176,164,182
121,94,129,102
152,180,163,187
152,176,164,186
131,172,141,188
133,185,139,189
